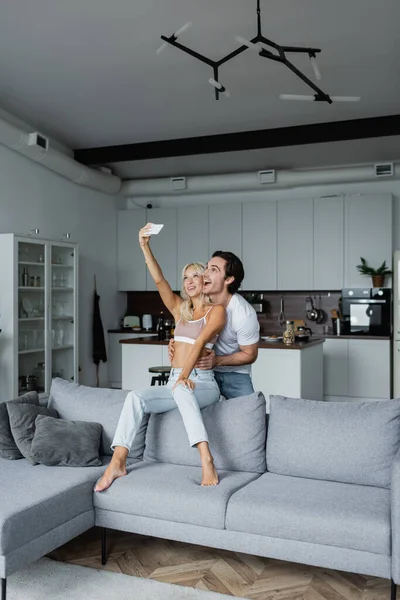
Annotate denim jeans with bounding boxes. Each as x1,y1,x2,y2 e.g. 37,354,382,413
112,369,219,449
214,371,255,400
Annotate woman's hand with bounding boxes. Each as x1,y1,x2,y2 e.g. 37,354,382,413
139,223,153,247
173,376,195,391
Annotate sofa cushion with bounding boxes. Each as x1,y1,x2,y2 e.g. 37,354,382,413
0,392,39,460
94,461,260,529
267,396,400,488
6,403,58,465
143,392,267,473
0,455,111,555
225,472,390,556
48,378,148,459
30,415,102,467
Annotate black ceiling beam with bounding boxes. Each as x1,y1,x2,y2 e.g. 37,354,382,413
74,114,400,166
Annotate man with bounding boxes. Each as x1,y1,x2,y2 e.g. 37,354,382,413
170,251,259,399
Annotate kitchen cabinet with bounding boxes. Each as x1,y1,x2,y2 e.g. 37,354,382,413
108,333,157,388
394,342,400,399
117,209,147,291
209,204,242,261
146,208,177,291
323,338,349,397
277,199,313,290
251,343,324,411
348,339,391,399
242,201,277,290
177,206,210,289
313,196,344,290
0,234,78,402
323,338,391,400
344,194,392,288
122,343,164,390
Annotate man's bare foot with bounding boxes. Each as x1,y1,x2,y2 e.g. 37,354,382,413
94,462,127,492
201,457,219,486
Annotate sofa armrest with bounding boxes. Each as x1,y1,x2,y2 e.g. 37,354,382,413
391,446,400,583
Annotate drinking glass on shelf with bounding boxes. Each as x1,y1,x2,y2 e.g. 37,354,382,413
55,324,64,347
51,329,56,348
52,273,59,288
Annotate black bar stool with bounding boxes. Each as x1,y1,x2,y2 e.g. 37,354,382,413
149,366,171,386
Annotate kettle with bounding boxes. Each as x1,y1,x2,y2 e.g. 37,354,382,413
142,314,152,331
296,326,313,341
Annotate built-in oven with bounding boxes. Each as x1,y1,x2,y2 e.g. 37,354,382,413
341,288,391,336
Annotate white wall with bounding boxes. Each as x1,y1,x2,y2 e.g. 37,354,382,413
0,144,124,386
128,178,400,252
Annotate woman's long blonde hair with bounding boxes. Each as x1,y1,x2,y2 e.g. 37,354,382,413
179,262,211,322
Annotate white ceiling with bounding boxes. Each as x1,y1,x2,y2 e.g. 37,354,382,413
0,0,399,177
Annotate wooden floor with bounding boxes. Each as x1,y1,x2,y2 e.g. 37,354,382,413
48,528,392,599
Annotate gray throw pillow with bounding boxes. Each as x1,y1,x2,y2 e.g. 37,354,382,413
144,392,267,473
267,395,400,488
48,378,148,459
30,415,102,467
6,403,58,465
0,392,39,460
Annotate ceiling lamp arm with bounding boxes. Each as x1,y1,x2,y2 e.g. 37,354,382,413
257,0,262,37
159,35,216,68
281,57,332,103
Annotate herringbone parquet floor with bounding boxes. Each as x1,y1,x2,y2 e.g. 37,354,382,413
48,528,392,599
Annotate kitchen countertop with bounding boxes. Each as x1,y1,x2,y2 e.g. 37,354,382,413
120,337,325,350
322,335,391,340
108,329,157,334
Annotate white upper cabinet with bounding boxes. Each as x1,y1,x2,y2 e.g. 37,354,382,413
242,201,277,290
177,206,210,289
209,204,242,261
313,196,344,290
344,194,392,288
117,209,147,291
277,199,313,290
146,208,178,291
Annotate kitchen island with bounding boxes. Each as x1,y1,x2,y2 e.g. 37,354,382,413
120,337,324,411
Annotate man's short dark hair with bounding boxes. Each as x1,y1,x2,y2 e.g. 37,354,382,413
212,251,245,294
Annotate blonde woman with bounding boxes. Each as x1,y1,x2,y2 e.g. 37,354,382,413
95,223,226,492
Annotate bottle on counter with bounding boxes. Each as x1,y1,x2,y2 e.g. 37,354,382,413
283,320,295,345
157,311,165,341
22,267,29,287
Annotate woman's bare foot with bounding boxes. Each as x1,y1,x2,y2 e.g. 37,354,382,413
94,461,127,492
201,457,219,486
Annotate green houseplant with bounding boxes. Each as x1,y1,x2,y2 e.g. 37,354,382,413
356,257,392,287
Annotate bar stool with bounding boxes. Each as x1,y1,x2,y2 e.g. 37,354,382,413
149,366,171,386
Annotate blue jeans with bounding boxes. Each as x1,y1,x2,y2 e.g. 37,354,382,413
112,369,219,449
214,371,254,400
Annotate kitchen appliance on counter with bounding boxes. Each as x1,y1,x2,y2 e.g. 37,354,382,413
142,314,152,331
123,315,140,329
394,251,400,396
340,288,391,337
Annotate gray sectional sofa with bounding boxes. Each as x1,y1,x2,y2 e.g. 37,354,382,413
1,377,400,600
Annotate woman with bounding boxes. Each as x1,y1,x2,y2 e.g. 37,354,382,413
95,223,226,492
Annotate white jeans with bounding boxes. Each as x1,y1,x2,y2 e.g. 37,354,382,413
112,369,220,450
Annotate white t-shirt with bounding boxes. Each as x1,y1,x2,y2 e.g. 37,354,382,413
214,293,260,374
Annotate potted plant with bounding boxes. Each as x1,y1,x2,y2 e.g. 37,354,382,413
356,257,392,287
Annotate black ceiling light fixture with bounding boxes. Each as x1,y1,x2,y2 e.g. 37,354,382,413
157,0,360,104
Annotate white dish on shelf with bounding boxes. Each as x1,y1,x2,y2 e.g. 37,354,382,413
261,336,283,342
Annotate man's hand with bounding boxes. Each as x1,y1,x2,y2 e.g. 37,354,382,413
168,338,175,364
195,349,216,370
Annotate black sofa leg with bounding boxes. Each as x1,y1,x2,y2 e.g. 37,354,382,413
1,578,6,600
101,527,108,565
391,579,397,600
